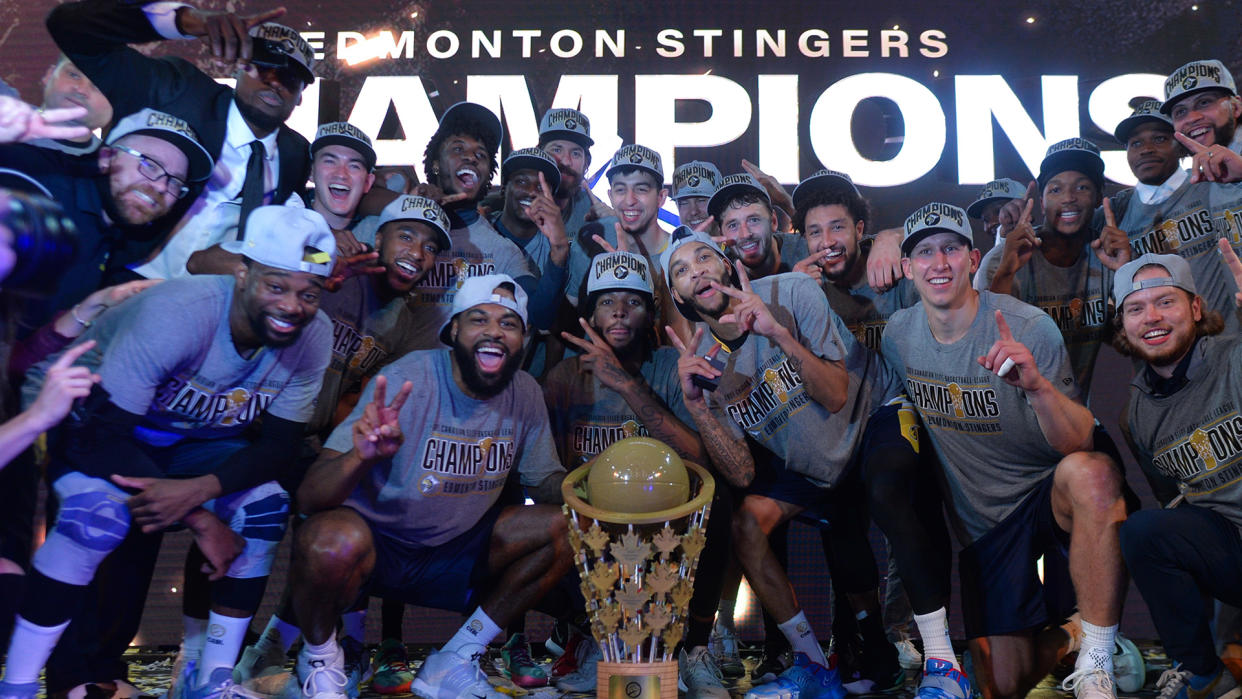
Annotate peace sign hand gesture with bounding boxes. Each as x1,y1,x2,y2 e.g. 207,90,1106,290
667,324,719,403
1091,198,1132,271
713,261,785,339
561,318,635,392
353,375,414,462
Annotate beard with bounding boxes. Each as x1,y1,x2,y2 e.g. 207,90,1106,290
453,339,521,398
235,96,288,136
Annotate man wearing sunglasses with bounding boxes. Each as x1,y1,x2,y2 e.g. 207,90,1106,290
45,0,316,280
0,107,213,334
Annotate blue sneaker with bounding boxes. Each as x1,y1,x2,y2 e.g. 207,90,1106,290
0,680,39,699
918,658,972,699
743,652,847,699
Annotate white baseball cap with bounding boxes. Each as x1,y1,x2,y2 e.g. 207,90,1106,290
222,206,337,276
438,274,529,344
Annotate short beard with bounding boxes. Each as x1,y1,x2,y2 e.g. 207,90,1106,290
453,340,520,398
235,97,286,135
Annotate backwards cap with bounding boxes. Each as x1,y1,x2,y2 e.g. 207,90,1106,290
438,274,529,344
222,206,337,276
1113,253,1197,306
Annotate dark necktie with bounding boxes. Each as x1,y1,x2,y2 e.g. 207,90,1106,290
238,140,266,240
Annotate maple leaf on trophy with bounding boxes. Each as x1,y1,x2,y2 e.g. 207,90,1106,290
619,619,649,649
646,561,679,595
652,525,680,556
596,601,622,632
670,579,694,610
662,625,684,652
615,582,653,615
588,560,619,594
583,522,610,554
645,603,672,632
610,529,652,568
680,525,706,560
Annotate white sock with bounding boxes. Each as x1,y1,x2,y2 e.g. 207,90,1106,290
182,616,208,661
777,611,828,667
716,598,737,630
257,614,302,653
914,608,959,670
195,613,251,687
1,617,70,684
303,636,340,660
1076,619,1117,674
441,608,501,658
341,610,366,644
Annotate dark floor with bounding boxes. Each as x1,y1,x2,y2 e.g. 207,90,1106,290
105,639,1187,699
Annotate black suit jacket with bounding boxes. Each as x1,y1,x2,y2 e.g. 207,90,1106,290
46,0,311,236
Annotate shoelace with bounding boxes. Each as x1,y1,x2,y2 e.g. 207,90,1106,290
1061,667,1116,696
302,660,349,698
1156,665,1191,699
689,651,724,684
506,642,537,669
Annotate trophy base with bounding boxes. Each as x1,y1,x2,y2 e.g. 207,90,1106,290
597,660,679,699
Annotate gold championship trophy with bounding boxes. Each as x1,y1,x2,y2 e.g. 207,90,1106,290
561,437,715,699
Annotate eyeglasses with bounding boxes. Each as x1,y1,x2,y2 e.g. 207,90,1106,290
111,144,191,199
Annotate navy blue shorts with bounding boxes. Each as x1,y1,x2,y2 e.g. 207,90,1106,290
358,504,503,613
959,471,1074,639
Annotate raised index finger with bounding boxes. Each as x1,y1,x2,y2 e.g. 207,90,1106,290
1101,197,1117,229
1019,197,1035,226
51,340,96,371
1175,131,1208,154
538,171,554,200
994,310,1015,342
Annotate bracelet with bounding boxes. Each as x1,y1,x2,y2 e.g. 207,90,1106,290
71,304,95,329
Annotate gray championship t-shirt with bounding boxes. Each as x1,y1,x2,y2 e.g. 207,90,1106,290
1128,335,1242,537
405,215,537,351
311,274,422,436
691,273,899,487
822,273,919,354
881,290,1080,544
543,346,691,466
326,350,564,547
1121,178,1242,335
974,242,1113,400
23,275,331,445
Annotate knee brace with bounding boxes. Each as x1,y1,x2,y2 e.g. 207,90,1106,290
205,482,290,579
34,473,131,585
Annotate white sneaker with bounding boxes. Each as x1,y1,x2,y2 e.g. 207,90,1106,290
1113,635,1146,694
296,645,349,699
1062,667,1118,699
895,638,923,672
679,647,731,699
410,649,502,699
